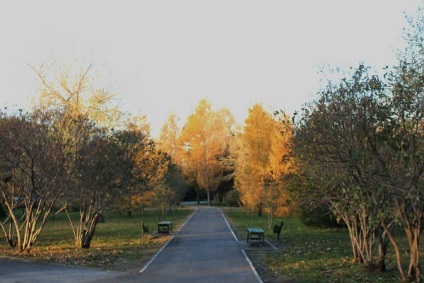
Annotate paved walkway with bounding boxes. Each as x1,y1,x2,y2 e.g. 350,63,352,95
0,207,263,283
0,257,121,283
93,207,262,283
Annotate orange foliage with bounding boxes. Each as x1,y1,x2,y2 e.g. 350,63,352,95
176,99,234,205
234,104,294,218
157,112,180,159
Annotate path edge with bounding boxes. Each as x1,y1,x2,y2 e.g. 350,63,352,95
139,208,198,273
219,208,264,283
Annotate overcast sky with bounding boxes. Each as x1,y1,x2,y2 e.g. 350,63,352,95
0,0,420,137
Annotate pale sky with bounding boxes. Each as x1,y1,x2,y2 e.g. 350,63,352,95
0,0,420,138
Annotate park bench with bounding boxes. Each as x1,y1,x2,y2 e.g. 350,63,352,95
158,221,173,234
273,219,284,241
246,227,264,246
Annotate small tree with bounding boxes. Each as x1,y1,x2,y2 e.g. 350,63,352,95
380,7,424,281
0,109,72,252
178,99,234,205
65,129,136,249
293,56,424,281
293,65,392,270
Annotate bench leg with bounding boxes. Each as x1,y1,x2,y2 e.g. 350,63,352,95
247,233,265,246
158,224,171,234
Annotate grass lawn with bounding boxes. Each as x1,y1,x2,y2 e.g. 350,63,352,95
223,207,420,283
0,208,193,272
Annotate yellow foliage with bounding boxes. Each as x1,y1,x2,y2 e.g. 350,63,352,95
176,98,234,204
157,112,180,159
32,61,122,130
234,104,294,215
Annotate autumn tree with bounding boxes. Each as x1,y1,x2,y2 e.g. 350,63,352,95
61,120,159,249
293,65,391,270
178,99,234,205
64,128,134,248
30,59,161,248
146,159,188,217
152,113,189,213
157,112,181,160
0,109,73,252
32,60,122,130
115,116,157,215
380,8,424,281
234,104,292,222
264,111,294,224
292,60,423,281
291,8,424,281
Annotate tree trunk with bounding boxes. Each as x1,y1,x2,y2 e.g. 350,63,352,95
403,209,422,283
376,231,388,272
81,230,95,249
258,202,263,217
339,210,363,263
205,149,211,206
407,233,421,282
80,214,100,249
267,210,273,229
380,218,407,282
206,187,211,206
376,221,394,272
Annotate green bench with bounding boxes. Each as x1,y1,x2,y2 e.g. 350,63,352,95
158,221,173,234
246,227,264,246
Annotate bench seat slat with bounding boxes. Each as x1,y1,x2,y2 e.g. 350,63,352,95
247,228,264,233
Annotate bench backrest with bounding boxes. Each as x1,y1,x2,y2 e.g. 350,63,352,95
273,221,284,234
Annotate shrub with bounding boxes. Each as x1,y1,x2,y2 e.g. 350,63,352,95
300,205,340,228
224,189,240,207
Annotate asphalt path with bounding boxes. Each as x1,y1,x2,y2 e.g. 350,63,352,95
0,257,122,283
92,206,262,283
0,207,262,283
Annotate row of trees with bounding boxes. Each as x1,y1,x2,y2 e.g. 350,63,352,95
0,59,294,253
1,7,421,282
156,99,294,223
155,44,423,282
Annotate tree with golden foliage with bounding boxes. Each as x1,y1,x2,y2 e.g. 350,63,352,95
157,112,180,159
31,60,122,129
178,99,234,205
234,104,293,223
